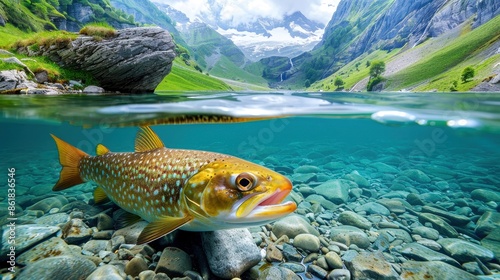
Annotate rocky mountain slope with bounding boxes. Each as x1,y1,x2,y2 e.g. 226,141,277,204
276,0,500,91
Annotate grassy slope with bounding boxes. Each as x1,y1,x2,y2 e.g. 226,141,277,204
311,49,400,91
209,56,268,86
155,58,233,92
387,14,500,91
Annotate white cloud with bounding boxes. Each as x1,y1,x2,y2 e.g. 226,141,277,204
162,0,339,26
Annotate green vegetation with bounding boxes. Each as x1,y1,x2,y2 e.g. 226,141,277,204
367,60,385,91
79,22,116,39
388,14,500,89
155,58,232,92
208,56,267,86
11,30,77,50
311,49,399,91
0,0,59,32
334,77,344,89
461,66,475,82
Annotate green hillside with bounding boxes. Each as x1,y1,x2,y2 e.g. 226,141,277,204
387,14,500,91
155,58,232,92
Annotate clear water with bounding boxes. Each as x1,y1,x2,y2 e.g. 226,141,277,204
1,92,499,277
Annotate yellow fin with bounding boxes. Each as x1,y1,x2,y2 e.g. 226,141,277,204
135,126,164,152
115,210,143,228
51,134,88,191
137,215,193,244
96,144,110,156
93,186,109,204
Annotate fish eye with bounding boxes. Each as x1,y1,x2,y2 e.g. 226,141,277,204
235,172,256,191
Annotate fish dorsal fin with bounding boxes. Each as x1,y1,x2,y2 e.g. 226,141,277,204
136,215,193,244
115,210,144,229
135,126,164,152
96,144,110,156
93,186,110,204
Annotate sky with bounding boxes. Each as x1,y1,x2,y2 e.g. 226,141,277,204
162,0,340,26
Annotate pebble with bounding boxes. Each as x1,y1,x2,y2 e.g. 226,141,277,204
475,211,500,237
282,243,303,262
279,262,305,273
26,195,68,213
125,256,148,277
82,240,109,254
155,247,192,277
438,238,494,262
400,260,478,280
325,251,343,269
259,266,301,280
201,229,261,279
399,242,460,266
112,221,148,244
266,243,283,262
62,218,93,244
314,179,356,204
293,233,320,252
421,205,470,226
354,202,390,215
471,189,500,202
416,212,458,238
377,198,406,214
96,213,114,230
412,226,439,240
346,251,400,280
377,228,413,243
400,169,431,183
17,256,96,280
327,269,351,280
87,264,126,280
307,264,328,279
272,215,320,238
481,227,500,258
330,226,370,249
338,211,371,229
34,213,70,226
138,270,156,280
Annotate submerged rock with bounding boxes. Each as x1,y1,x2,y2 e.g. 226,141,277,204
338,211,371,230
155,247,192,277
259,266,301,280
399,243,460,267
345,251,400,280
400,261,477,280
17,237,74,265
86,264,126,280
314,179,355,204
201,229,261,279
17,256,96,280
330,226,370,249
438,238,494,263
0,224,59,261
475,211,500,237
293,233,320,252
272,214,320,238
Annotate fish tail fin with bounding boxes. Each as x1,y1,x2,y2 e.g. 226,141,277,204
51,134,88,191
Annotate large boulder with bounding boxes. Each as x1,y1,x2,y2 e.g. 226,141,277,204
17,27,176,93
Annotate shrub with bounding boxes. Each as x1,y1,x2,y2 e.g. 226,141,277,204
367,76,385,91
79,23,116,39
461,66,475,83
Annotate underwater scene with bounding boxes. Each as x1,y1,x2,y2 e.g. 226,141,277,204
1,92,500,280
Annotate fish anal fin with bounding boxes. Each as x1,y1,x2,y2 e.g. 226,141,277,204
96,144,110,156
136,215,193,244
115,210,144,229
93,186,110,204
135,126,165,152
51,134,88,191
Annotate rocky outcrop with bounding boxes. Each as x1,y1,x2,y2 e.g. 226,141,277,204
17,27,176,93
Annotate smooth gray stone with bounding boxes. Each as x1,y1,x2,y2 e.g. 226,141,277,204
438,238,494,263
17,256,96,280
400,243,460,267
400,261,478,280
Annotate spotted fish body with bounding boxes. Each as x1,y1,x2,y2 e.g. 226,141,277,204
51,127,297,243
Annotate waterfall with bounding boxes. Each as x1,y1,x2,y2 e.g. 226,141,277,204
289,58,294,69
280,73,283,82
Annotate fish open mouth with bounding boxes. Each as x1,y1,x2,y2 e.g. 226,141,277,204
229,181,297,223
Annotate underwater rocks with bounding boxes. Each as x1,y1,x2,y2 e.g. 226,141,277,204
3,141,500,280
202,229,261,279
17,256,96,280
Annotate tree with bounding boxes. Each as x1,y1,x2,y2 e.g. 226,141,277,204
461,66,475,83
366,60,371,67
369,60,386,78
334,77,345,89
305,79,311,88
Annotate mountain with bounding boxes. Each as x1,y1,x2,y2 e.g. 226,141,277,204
0,0,135,32
109,0,188,49
278,0,500,91
156,2,325,61
152,3,267,86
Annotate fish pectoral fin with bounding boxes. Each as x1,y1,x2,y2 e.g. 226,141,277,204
96,144,110,156
115,210,144,229
135,126,165,152
137,215,193,244
93,186,110,204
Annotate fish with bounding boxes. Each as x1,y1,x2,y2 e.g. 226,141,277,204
51,126,297,244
